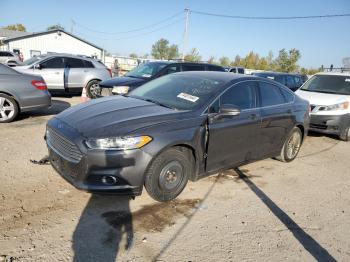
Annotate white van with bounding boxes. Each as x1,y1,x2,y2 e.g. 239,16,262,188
296,72,350,141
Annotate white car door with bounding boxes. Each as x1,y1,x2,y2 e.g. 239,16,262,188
35,57,65,90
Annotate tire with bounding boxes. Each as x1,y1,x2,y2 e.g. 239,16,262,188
0,94,19,123
86,80,101,99
144,147,193,202
339,126,350,141
276,127,303,162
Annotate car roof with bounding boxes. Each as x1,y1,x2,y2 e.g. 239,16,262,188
254,71,299,76
171,71,257,82
315,71,350,77
146,61,222,67
36,53,97,61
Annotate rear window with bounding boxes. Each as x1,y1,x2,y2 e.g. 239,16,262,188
0,52,12,57
65,58,85,68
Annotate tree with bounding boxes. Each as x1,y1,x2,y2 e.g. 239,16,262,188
151,38,179,60
47,24,64,31
208,56,216,64
231,55,242,67
184,48,201,62
129,53,138,59
3,24,26,32
218,56,230,67
275,48,301,72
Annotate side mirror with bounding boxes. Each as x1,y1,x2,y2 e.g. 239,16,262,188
219,104,241,117
33,64,41,70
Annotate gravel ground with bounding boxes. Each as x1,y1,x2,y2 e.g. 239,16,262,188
0,96,349,262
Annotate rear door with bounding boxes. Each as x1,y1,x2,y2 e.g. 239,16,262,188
65,57,90,89
206,81,261,172
257,81,295,157
36,57,65,90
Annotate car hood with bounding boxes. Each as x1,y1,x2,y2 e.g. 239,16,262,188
100,76,146,87
54,96,186,138
296,89,349,106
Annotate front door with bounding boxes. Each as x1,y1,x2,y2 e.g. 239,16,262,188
35,57,65,90
206,81,261,172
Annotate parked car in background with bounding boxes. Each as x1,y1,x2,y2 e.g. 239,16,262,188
46,72,309,202
0,51,22,67
252,71,305,91
296,72,350,141
0,64,51,123
225,66,245,74
14,54,111,97
98,61,225,98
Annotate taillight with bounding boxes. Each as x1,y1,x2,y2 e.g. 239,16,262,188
31,80,47,90
107,68,112,77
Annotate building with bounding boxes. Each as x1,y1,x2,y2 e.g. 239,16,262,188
0,29,105,61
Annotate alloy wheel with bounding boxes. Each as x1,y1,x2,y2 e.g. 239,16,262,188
0,97,15,122
89,83,101,98
286,131,302,159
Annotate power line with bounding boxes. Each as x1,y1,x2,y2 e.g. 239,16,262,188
74,11,183,35
191,10,350,20
74,18,183,41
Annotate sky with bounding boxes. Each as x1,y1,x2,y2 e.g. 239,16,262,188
1,0,349,68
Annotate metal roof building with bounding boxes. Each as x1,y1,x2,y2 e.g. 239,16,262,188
0,29,105,61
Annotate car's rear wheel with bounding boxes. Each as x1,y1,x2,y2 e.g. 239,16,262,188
276,127,302,162
144,147,192,202
0,94,18,123
339,126,350,141
86,80,101,99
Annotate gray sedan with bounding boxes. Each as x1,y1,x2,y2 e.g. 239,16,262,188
0,64,51,123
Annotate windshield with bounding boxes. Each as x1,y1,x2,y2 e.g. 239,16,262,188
129,74,226,110
125,62,167,78
22,56,43,66
301,75,350,95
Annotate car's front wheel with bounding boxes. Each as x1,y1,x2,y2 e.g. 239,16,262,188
144,147,192,202
276,127,302,162
86,80,101,99
0,94,19,123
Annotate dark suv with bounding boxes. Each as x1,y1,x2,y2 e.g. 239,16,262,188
98,61,225,97
252,72,305,92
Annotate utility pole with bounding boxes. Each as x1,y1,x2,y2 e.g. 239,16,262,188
70,19,76,34
182,8,190,61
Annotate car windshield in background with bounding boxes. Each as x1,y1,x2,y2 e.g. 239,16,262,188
129,74,225,110
22,56,42,65
301,75,350,95
125,62,167,78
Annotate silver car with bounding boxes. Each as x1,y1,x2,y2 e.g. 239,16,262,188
14,54,111,98
0,64,51,123
0,51,22,66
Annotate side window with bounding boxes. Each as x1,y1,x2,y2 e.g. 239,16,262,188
182,65,205,71
65,58,85,68
294,76,303,87
0,52,10,57
164,65,180,75
220,81,257,110
237,68,245,74
259,82,286,107
83,60,94,68
275,75,286,85
286,75,295,88
280,88,295,103
230,68,237,73
40,57,65,69
208,65,224,72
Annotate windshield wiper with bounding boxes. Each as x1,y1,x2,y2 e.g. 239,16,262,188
142,98,175,110
300,89,338,94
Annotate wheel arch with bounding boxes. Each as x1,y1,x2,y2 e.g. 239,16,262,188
0,91,21,112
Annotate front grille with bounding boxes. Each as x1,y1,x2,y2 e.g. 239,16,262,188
47,127,83,163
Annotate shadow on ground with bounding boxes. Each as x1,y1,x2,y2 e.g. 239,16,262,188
235,168,336,262
72,195,133,262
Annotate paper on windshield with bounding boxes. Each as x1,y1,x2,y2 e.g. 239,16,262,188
177,92,199,102
142,74,152,78
345,78,350,82
267,76,275,80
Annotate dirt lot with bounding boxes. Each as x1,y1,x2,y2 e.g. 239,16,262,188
0,96,349,262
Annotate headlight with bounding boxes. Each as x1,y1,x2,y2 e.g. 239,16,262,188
320,102,349,111
86,136,152,150
112,86,129,94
